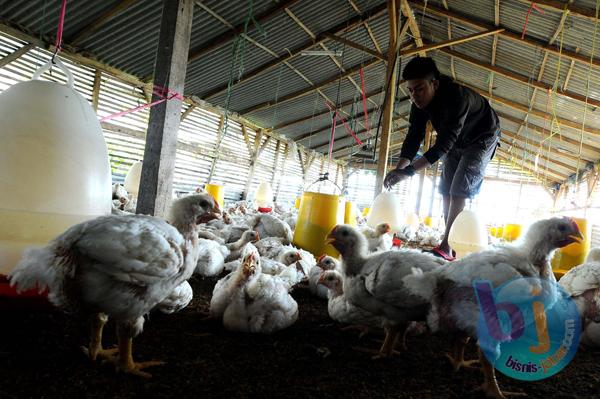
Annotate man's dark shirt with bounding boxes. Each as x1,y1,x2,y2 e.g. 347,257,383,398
399,75,500,164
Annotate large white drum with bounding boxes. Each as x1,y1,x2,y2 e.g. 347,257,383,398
0,58,111,275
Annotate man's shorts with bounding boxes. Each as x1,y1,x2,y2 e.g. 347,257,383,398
439,133,500,198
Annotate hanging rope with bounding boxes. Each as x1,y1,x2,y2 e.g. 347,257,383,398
521,2,545,39
52,0,67,62
575,0,599,188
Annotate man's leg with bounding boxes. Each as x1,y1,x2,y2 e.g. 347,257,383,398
442,195,451,225
438,196,466,254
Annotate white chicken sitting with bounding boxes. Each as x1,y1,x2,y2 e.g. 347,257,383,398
9,194,221,378
361,222,393,253
209,246,299,333
326,225,446,358
251,213,294,243
404,217,583,398
309,255,340,299
559,248,600,347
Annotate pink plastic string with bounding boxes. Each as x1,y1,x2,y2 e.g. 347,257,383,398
100,85,183,122
54,0,67,51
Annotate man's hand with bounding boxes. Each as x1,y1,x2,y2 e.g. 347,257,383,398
384,166,415,189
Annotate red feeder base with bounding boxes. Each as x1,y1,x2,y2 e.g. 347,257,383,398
257,207,273,213
392,237,403,248
0,275,52,311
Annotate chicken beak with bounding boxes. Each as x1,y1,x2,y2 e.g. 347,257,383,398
568,232,584,244
254,231,260,242
318,272,327,284
295,262,306,275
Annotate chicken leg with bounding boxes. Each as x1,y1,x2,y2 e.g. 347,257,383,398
109,324,164,378
445,336,480,371
373,324,406,359
474,347,526,399
81,313,118,361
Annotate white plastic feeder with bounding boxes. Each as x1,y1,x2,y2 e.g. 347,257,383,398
448,210,488,258
0,58,111,275
254,182,273,208
367,192,404,233
124,160,143,197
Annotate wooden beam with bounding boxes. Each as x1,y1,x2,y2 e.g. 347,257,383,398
241,124,254,157
239,57,381,114
441,47,600,110
400,0,425,56
459,81,600,137
69,0,139,46
324,33,386,60
273,88,389,130
90,69,102,112
497,111,597,159
501,129,584,163
500,137,576,173
515,0,598,22
495,150,563,182
408,0,600,68
375,0,400,194
402,28,504,58
0,43,35,68
490,0,499,96
180,104,196,122
201,2,388,100
188,0,300,63
137,0,194,218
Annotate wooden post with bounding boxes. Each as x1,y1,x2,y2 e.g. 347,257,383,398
270,140,282,184
137,0,194,217
375,0,400,194
91,70,102,112
274,143,289,201
415,123,432,214
243,129,264,200
207,115,225,183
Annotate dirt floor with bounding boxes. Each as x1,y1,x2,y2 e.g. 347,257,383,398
1,275,600,399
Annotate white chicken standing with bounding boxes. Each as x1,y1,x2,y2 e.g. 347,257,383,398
9,194,221,378
156,281,193,314
405,217,583,398
361,222,393,253
559,248,600,347
309,255,340,299
251,213,294,243
326,225,446,358
210,246,299,333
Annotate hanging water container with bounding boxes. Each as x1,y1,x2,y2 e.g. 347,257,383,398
0,58,111,277
367,192,404,233
405,212,420,228
254,182,273,209
552,217,591,274
344,201,357,226
293,177,345,257
294,197,301,210
205,183,224,209
124,160,143,197
448,210,488,258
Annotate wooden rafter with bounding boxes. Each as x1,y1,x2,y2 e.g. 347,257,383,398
188,0,300,63
0,43,35,68
514,0,598,22
501,129,589,163
400,0,425,56
495,152,557,184
500,137,575,173
324,33,385,60
496,147,565,182
442,0,457,80
69,0,139,46
200,2,388,100
91,69,102,112
239,57,381,114
347,0,383,53
404,29,503,57
489,0,500,95
407,1,600,68
440,47,600,109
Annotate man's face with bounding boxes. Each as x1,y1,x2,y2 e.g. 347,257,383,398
407,78,438,109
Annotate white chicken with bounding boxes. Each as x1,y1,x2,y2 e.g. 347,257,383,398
210,246,298,333
361,222,393,253
224,230,260,262
254,237,287,259
9,194,221,378
559,248,600,348
156,281,193,314
251,213,293,243
309,255,340,299
404,217,583,398
326,225,446,358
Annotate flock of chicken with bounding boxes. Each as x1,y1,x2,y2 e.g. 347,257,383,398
8,183,600,399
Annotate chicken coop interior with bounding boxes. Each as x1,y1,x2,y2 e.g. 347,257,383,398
2,0,600,398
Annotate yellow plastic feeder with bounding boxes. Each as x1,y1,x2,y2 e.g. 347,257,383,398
502,223,522,242
448,210,488,258
294,197,301,209
495,226,504,238
293,192,345,257
362,207,371,218
205,183,224,209
0,58,111,276
344,201,357,227
424,216,433,227
553,218,591,278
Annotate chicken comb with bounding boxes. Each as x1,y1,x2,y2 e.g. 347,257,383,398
317,254,327,263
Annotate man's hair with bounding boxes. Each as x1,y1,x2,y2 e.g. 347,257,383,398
402,57,441,81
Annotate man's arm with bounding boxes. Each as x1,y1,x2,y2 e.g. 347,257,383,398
397,106,427,168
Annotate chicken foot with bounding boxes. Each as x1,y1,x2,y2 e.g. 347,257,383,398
106,324,165,378
340,324,371,338
80,313,118,361
445,336,480,371
373,324,406,359
474,347,526,399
